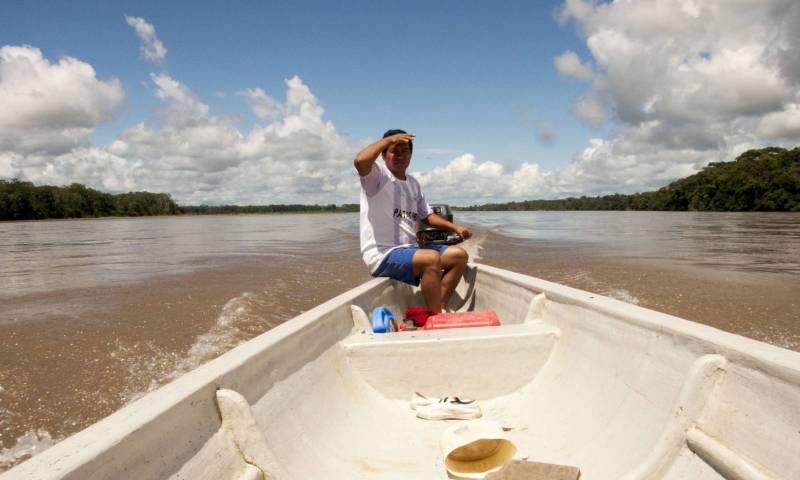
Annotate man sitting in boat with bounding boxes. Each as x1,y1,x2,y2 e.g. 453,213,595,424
354,129,472,312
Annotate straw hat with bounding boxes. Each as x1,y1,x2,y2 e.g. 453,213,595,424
440,419,517,479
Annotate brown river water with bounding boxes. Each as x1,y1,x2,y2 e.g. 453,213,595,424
1,211,799,470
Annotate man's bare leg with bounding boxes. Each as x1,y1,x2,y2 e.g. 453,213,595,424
412,249,443,312
440,246,469,311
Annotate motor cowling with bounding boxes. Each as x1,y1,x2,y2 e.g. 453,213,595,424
417,204,463,247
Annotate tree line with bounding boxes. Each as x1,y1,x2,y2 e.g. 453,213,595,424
459,147,800,212
0,179,358,220
180,204,359,215
2,147,798,220
0,180,180,220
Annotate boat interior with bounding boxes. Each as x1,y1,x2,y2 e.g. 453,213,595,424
5,264,800,480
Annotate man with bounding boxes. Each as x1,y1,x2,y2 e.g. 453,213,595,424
354,129,472,312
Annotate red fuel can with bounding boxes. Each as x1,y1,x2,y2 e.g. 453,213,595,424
422,310,500,330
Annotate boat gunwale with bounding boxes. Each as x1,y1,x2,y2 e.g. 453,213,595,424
478,264,800,384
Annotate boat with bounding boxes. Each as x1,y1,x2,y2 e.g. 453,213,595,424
3,263,799,479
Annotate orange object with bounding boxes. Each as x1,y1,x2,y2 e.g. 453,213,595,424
422,311,500,330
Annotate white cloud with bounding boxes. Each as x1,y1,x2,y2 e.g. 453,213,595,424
551,0,800,193
411,152,623,205
24,148,138,191
554,50,594,81
0,39,749,206
0,152,21,179
150,72,210,126
7,2,798,206
0,40,357,203
0,45,124,155
415,154,512,204
410,137,717,205
410,149,609,205
238,87,283,119
573,93,607,127
108,74,355,204
125,16,167,62
758,103,800,140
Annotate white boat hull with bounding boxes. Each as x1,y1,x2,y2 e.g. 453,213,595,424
3,264,799,479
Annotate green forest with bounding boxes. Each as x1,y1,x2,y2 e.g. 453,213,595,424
460,147,800,212
2,146,798,221
0,179,358,220
181,204,358,215
0,180,180,220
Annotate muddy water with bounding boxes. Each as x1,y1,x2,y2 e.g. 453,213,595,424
1,212,799,470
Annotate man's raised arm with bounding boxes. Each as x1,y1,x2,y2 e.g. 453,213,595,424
353,132,415,176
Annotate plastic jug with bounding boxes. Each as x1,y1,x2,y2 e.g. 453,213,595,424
422,310,500,330
370,307,396,333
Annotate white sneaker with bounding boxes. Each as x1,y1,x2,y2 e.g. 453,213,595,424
410,392,482,420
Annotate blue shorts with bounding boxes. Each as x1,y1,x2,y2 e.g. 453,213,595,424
373,244,450,286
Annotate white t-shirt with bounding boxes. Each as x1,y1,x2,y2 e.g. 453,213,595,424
359,161,433,273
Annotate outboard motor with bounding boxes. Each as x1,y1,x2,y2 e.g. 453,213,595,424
417,204,464,247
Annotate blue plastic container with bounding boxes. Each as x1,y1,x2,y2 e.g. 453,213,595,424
370,307,395,333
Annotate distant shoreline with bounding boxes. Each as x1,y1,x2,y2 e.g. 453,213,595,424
0,209,357,223
3,146,798,221
4,209,800,225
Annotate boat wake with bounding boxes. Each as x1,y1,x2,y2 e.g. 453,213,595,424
113,291,281,405
742,324,800,351
0,429,56,471
169,292,263,382
561,271,640,305
603,288,641,305
460,226,500,262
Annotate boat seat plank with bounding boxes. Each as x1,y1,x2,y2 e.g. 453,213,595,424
341,321,560,348
340,322,560,400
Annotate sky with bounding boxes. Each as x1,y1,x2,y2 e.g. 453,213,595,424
1,0,798,205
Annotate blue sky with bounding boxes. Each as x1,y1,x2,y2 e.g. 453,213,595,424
2,0,590,168
1,0,798,204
